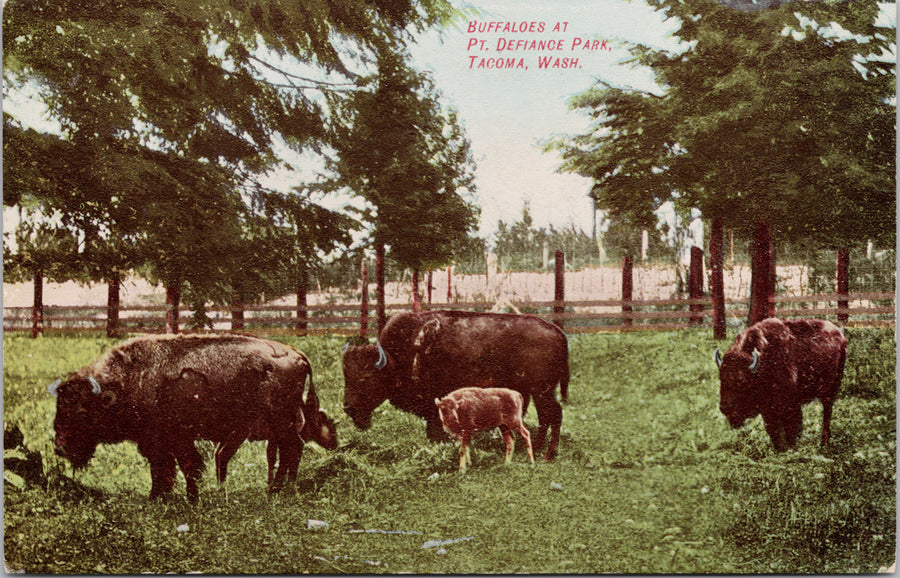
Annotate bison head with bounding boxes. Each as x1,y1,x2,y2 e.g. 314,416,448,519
341,341,394,430
301,408,339,450
50,375,117,468
434,396,462,435
715,348,762,428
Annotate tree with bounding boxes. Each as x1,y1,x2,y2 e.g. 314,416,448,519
551,0,895,323
330,47,479,321
4,0,459,329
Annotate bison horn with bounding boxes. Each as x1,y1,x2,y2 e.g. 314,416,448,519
342,342,349,354
714,349,723,368
88,376,103,394
748,349,761,372
47,378,61,397
374,340,388,370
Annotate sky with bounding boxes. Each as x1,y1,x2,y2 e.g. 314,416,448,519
3,0,685,253
407,0,682,238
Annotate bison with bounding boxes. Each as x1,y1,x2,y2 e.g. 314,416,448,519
50,334,336,500
436,387,535,472
342,310,568,459
714,318,847,451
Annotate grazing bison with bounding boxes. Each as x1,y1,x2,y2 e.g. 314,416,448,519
342,310,568,459
436,387,534,472
50,334,336,500
714,318,847,451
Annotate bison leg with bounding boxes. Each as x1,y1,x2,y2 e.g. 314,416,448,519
458,432,472,472
499,425,515,463
516,422,535,464
214,435,245,484
534,394,562,460
147,453,177,499
783,405,803,449
762,414,788,452
266,441,278,487
269,434,303,493
821,396,835,446
173,442,205,502
139,441,177,499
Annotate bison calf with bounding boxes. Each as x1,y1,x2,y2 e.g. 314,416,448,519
435,387,535,472
715,318,847,451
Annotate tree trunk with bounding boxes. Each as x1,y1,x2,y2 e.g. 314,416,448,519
360,258,369,338
622,256,633,327
427,271,434,304
446,265,452,303
837,247,850,324
107,271,121,338
411,269,422,313
710,216,726,339
376,242,386,333
231,301,245,332
31,270,43,338
689,246,704,325
749,219,774,325
165,283,180,334
296,266,308,336
554,250,565,330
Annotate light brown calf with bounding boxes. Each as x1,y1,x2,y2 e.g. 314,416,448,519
435,387,535,472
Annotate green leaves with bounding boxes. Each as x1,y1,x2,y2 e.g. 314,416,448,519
554,0,895,249
329,47,479,273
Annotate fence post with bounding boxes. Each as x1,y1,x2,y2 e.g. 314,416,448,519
31,270,43,338
837,247,849,324
710,217,726,339
554,250,565,330
622,256,633,327
107,273,120,338
360,259,369,338
689,246,704,325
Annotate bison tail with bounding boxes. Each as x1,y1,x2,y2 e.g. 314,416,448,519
559,353,570,403
304,370,320,411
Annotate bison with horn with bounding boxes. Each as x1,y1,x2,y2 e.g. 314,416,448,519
342,310,569,459
714,318,847,451
49,334,337,501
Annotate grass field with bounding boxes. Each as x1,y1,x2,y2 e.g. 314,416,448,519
3,327,896,574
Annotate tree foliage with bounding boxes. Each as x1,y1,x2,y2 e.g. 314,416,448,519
3,0,460,308
550,0,895,249
329,47,479,274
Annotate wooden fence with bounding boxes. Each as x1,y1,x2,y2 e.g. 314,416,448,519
4,291,894,336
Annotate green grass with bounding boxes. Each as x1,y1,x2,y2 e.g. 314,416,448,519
3,328,896,573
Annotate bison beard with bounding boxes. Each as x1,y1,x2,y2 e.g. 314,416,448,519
50,334,336,501
342,310,568,460
715,318,847,451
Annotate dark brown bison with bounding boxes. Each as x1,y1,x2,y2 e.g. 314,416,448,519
714,318,847,451
342,310,568,459
50,334,336,500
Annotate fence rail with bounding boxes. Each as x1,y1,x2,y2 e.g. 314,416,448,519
4,291,894,336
